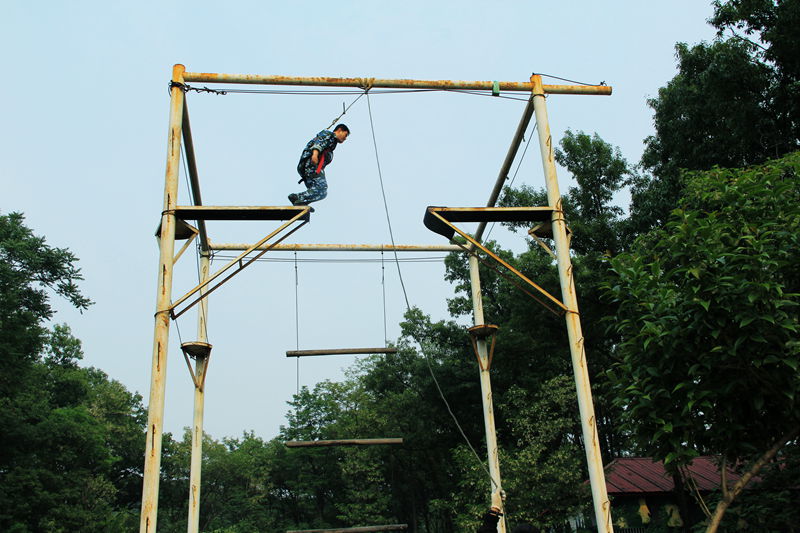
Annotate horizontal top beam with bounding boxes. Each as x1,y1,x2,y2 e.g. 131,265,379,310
182,70,611,95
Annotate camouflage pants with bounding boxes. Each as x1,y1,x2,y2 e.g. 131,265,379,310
294,159,328,204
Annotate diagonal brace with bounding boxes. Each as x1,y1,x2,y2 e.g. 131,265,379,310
169,209,310,319
428,210,568,315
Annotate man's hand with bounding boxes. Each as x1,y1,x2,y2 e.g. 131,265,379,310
311,149,320,165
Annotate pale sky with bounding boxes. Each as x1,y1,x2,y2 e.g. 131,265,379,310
2,1,717,440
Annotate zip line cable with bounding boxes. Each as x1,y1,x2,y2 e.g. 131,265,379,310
365,91,502,491
178,83,531,102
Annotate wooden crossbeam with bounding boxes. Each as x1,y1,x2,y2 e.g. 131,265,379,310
287,525,408,533
286,348,397,358
285,438,403,448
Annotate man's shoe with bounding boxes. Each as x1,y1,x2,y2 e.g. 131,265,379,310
288,193,299,205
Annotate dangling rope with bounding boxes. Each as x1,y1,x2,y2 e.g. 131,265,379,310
326,87,369,130
365,91,501,491
381,249,388,348
294,251,300,395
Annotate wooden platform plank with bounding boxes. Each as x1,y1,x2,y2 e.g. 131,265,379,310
285,438,403,448
287,525,408,533
174,206,310,221
286,348,397,358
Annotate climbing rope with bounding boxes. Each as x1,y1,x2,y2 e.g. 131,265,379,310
326,90,368,130
365,91,503,492
294,251,300,395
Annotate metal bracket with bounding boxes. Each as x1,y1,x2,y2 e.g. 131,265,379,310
180,341,212,391
426,208,567,315
169,208,310,320
468,324,499,371
155,218,200,264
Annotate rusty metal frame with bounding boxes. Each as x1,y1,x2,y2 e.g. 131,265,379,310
426,208,568,315
143,65,615,533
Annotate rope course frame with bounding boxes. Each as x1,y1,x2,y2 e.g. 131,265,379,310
142,65,616,533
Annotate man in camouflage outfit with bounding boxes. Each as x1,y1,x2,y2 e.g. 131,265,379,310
288,124,350,207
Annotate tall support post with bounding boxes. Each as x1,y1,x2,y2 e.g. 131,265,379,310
468,255,506,533
530,74,613,533
141,63,186,533
187,252,211,533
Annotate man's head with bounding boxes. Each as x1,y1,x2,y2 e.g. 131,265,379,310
333,124,350,143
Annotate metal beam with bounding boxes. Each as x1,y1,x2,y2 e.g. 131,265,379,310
286,348,397,357
468,256,506,532
531,74,613,533
180,98,209,251
475,96,536,243
141,62,185,533
169,210,309,320
210,243,462,252
425,208,567,314
182,70,612,95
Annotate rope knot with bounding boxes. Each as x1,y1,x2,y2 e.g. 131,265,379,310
358,77,375,92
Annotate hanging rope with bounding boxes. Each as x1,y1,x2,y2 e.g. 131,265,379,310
326,90,368,130
365,91,501,491
294,251,300,395
381,249,388,348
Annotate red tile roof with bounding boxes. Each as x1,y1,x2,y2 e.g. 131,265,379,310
604,457,739,494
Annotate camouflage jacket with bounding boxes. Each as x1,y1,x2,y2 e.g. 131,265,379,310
299,129,338,169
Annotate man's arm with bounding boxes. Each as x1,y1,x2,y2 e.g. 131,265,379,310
310,148,320,165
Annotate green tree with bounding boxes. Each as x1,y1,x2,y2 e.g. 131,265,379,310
0,212,146,532
711,0,800,142
631,1,800,236
606,152,800,532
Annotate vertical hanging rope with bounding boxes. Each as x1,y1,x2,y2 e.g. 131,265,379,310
381,248,388,347
294,251,300,395
365,91,500,492
366,92,411,310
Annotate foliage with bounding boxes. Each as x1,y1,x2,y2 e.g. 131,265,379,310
0,213,145,532
607,152,800,465
631,1,800,235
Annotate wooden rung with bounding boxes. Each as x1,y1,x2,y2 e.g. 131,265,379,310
286,348,397,357
287,525,408,533
285,438,403,448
